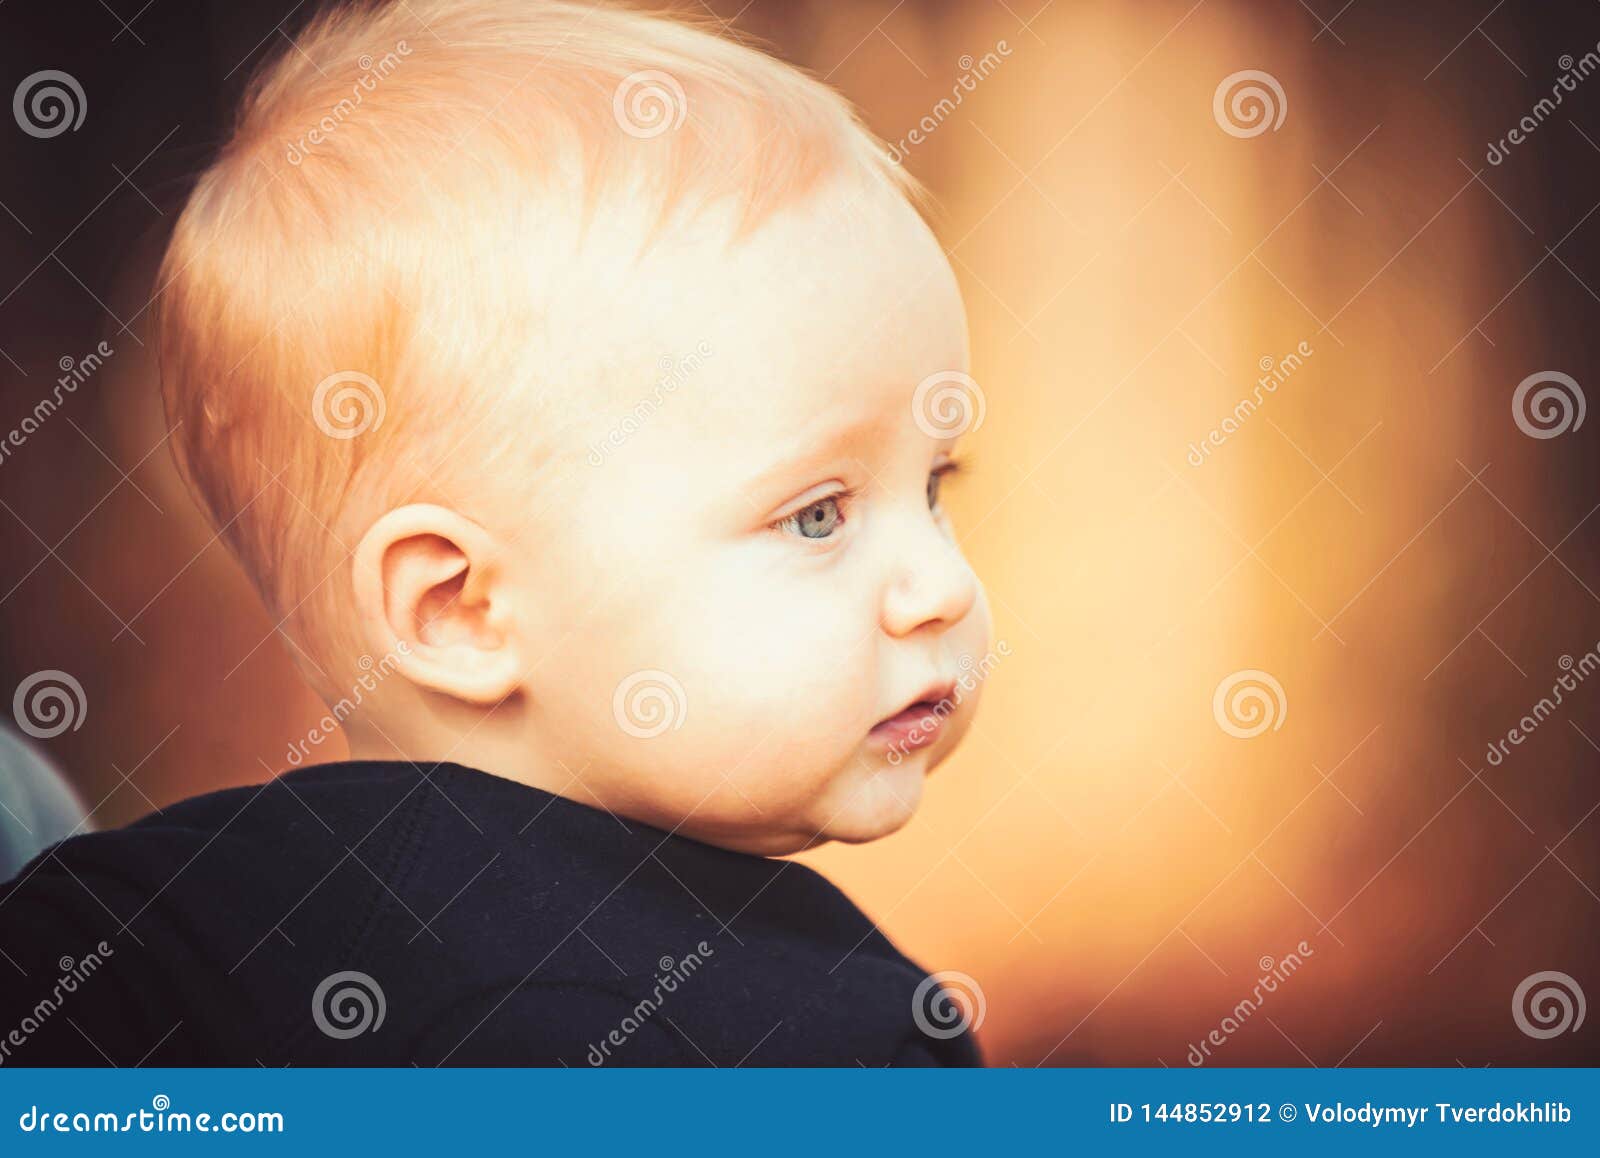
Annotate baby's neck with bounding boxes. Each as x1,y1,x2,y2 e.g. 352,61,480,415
341,721,560,797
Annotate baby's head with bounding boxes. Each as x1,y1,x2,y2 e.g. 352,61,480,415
157,0,992,854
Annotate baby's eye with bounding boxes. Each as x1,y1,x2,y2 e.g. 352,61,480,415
780,496,843,539
928,460,962,511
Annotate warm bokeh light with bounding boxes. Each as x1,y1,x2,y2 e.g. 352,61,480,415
2,0,1596,1066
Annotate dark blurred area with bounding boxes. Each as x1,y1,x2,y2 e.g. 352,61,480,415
2,0,1598,1066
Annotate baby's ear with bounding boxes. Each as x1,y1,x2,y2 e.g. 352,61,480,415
351,504,523,705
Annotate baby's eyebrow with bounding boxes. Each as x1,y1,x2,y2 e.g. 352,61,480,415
737,408,901,499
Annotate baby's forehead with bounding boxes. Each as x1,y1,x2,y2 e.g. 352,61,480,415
514,176,965,495
591,183,962,392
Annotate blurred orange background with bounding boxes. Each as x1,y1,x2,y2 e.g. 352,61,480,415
2,0,1597,1065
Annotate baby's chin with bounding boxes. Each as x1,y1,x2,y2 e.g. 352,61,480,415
678,756,930,856
799,754,931,848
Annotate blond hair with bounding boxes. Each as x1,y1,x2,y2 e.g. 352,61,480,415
155,0,919,689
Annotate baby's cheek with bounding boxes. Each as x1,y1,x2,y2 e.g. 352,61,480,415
698,611,871,735
668,610,874,800
679,560,868,695
579,546,884,819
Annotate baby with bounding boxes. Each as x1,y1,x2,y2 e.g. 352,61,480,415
0,0,992,1065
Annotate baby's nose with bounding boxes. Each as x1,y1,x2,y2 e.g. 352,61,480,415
879,518,979,638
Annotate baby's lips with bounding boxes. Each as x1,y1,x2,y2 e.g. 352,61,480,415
866,703,946,752
867,678,958,748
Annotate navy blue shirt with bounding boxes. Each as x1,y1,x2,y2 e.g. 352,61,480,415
0,761,981,1066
